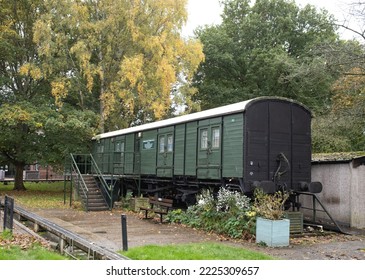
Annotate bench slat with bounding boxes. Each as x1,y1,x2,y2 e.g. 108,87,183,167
139,197,173,223
150,201,172,208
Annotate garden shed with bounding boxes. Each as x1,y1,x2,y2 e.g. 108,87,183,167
304,153,365,229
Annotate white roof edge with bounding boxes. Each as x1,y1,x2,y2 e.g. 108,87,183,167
94,99,252,140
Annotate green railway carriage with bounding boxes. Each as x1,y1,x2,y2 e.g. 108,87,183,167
92,97,320,204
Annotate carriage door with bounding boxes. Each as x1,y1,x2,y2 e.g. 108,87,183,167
157,130,174,177
113,137,125,175
197,122,221,179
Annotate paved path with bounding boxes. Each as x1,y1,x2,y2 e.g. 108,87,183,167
32,208,220,252
9,208,365,260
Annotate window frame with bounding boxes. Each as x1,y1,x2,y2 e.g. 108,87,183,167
159,136,166,153
211,127,220,149
200,128,209,150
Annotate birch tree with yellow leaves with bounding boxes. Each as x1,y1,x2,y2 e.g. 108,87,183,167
34,0,204,132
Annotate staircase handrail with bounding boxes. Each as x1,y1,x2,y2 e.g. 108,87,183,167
70,154,89,211
89,154,112,209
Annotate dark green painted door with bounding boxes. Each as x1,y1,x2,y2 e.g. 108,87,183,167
197,125,221,179
113,139,125,175
157,133,174,177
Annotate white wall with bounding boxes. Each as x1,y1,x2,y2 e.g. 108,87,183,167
350,165,365,228
304,162,365,229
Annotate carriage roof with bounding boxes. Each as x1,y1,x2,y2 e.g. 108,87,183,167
94,96,308,140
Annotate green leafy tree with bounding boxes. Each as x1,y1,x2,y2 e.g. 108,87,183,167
312,66,365,152
193,0,339,111
0,0,98,190
310,1,365,152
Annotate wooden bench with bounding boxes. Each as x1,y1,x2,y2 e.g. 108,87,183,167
139,197,173,223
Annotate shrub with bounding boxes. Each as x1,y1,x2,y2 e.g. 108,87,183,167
252,188,289,220
167,187,254,239
216,187,250,214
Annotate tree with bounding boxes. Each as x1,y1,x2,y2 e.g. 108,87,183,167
0,103,97,190
312,66,365,153
0,0,98,190
309,1,365,152
33,0,204,131
193,0,339,112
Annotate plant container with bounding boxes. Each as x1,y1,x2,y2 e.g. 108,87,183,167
256,217,290,247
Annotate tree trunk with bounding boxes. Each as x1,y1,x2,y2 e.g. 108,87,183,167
13,162,26,191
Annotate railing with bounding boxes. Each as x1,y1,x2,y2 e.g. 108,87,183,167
69,153,113,210
5,203,128,260
89,154,113,209
70,154,89,211
296,191,346,234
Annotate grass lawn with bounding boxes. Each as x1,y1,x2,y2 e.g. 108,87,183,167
121,242,275,260
0,244,69,260
0,181,74,209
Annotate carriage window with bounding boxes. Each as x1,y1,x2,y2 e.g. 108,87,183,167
201,129,208,149
97,143,104,153
212,127,220,148
167,135,173,152
159,136,165,153
115,141,124,152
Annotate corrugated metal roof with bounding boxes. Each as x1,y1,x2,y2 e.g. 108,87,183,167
312,152,365,163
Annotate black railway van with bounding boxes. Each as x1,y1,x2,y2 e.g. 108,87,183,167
92,96,319,203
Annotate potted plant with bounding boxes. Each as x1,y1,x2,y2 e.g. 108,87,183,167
253,188,290,247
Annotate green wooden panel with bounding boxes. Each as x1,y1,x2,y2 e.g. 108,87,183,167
222,113,244,178
105,138,113,173
185,121,197,176
124,134,135,174
98,139,109,173
174,124,185,175
140,130,157,175
158,126,174,133
198,117,221,127
102,153,110,173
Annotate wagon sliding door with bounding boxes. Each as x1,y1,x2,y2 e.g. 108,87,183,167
197,118,222,179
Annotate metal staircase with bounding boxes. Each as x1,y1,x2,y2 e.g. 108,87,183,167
68,154,113,211
78,174,109,211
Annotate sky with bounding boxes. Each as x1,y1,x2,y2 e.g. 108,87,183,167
182,0,361,40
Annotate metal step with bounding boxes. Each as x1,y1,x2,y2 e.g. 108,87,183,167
77,175,109,211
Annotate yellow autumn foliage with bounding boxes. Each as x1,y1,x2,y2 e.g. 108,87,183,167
34,0,204,129
51,80,70,108
19,63,43,80
331,67,365,112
